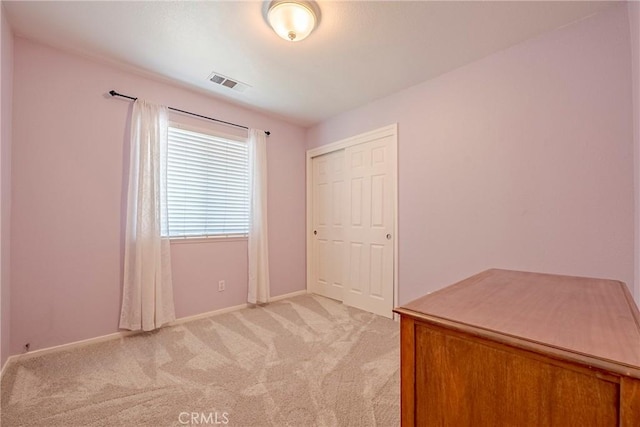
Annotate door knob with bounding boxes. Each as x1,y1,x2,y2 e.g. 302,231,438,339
386,233,392,240
314,230,317,235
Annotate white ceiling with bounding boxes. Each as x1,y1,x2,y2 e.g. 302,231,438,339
3,1,618,127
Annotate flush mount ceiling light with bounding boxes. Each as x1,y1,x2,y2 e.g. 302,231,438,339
267,0,319,42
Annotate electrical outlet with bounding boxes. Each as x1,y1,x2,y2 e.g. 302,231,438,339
218,280,225,292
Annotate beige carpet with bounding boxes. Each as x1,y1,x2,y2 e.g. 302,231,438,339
1,295,400,426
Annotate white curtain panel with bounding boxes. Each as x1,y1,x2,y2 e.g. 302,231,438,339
120,100,176,331
248,129,271,304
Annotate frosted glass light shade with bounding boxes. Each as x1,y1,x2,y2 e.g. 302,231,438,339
268,1,317,42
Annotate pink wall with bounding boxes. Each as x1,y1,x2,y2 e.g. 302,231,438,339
629,1,640,305
0,4,13,367
307,5,635,304
10,38,306,355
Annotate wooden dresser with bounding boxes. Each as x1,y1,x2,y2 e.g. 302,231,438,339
394,269,640,426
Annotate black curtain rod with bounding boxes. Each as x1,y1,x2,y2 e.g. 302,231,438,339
108,90,270,136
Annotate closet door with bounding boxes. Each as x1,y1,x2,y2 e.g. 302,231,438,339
309,150,346,301
307,124,397,318
342,136,395,318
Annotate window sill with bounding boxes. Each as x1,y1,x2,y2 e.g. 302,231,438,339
169,235,248,244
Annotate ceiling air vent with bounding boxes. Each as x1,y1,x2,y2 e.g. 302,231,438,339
208,72,250,93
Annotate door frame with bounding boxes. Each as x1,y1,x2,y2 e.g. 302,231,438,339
306,124,398,317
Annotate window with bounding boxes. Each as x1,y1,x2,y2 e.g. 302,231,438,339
165,125,249,238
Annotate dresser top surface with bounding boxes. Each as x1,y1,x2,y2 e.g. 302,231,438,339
398,269,640,370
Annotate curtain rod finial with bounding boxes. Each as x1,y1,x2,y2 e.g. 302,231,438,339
265,131,271,136
109,90,117,97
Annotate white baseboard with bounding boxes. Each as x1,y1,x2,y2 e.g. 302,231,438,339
271,289,308,302
169,289,307,325
2,329,141,370
1,357,9,381
168,302,249,326
0,289,308,376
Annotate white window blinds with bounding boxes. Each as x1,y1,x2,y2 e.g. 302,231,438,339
166,126,249,238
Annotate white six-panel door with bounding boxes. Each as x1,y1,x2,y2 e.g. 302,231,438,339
307,125,396,319
342,137,394,318
310,150,346,301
